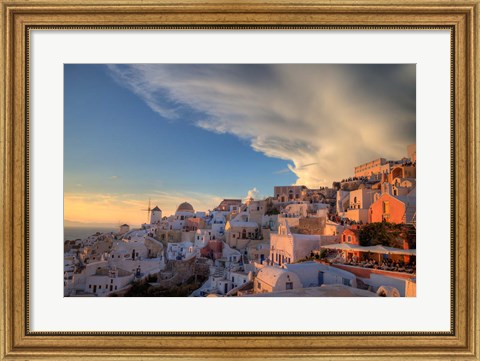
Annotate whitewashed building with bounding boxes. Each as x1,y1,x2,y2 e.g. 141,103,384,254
269,218,338,266
170,202,196,231
150,206,162,224
284,262,357,288
119,224,130,234
254,266,302,293
210,212,226,239
166,241,197,261
85,266,134,296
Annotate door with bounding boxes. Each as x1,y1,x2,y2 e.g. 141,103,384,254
318,271,324,285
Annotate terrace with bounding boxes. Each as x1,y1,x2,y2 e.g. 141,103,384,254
320,243,416,275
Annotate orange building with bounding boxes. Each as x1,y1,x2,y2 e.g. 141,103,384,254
407,144,416,163
274,185,307,202
384,165,416,184
185,217,205,232
215,199,242,212
340,226,361,260
368,193,415,224
354,158,387,177
341,226,360,245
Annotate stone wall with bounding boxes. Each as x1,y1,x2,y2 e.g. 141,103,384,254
295,217,326,235
144,237,163,257
156,256,196,288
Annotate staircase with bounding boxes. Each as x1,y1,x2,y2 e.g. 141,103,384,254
211,267,226,279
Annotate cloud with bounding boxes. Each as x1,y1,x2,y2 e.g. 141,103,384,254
109,175,120,180
107,64,415,187
274,162,317,175
244,187,262,201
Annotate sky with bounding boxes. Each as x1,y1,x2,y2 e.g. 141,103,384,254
64,64,416,227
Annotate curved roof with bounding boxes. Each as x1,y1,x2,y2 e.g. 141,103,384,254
245,284,378,297
285,262,356,285
176,202,194,213
256,267,300,287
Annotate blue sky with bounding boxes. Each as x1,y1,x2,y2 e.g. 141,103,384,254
64,64,415,226
64,65,298,225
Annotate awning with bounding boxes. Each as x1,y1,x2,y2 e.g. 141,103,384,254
321,243,416,256
320,243,366,252
362,245,416,256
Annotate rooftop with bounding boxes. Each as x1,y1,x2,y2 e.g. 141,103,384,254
245,284,378,297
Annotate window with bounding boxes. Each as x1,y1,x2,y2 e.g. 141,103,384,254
286,282,293,290
89,284,91,289
347,235,352,243
99,285,101,289
383,201,390,214
257,282,261,289
342,278,350,286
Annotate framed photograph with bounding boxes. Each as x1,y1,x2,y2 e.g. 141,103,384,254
1,0,478,359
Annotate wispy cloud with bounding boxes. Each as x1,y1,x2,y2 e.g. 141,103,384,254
107,64,415,186
273,168,292,175
64,190,223,225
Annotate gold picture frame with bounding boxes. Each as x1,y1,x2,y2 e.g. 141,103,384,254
1,0,478,359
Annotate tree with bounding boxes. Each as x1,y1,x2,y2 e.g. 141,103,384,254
358,222,416,248
265,198,280,216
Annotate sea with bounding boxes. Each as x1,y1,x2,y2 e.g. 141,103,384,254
64,226,117,242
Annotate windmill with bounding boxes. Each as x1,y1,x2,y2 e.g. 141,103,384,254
141,198,152,224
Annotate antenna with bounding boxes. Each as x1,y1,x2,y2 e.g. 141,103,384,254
140,198,151,224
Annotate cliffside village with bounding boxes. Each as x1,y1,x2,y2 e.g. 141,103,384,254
64,145,417,298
